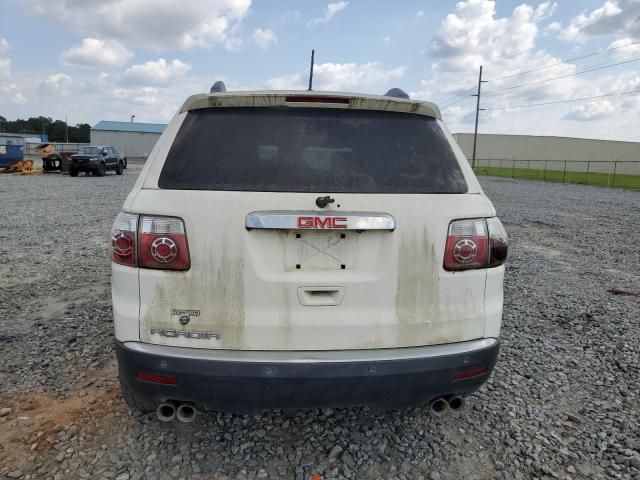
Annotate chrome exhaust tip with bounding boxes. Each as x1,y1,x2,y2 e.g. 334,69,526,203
430,397,449,417
448,396,466,412
156,402,176,422
176,403,197,423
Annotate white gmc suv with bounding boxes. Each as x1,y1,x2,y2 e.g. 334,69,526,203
111,85,507,421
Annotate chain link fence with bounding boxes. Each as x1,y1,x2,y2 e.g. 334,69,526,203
472,159,640,189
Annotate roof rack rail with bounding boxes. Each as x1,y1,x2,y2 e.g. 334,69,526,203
384,88,410,99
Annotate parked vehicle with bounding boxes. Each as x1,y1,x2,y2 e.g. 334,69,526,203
69,145,124,177
111,84,507,418
113,147,128,169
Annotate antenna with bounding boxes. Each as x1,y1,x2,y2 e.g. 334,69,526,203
308,49,315,91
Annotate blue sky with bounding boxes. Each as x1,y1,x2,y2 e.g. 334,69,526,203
1,0,640,140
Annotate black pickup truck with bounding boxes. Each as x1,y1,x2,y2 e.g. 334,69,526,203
69,146,124,177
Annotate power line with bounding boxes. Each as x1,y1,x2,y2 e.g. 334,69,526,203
483,56,640,95
437,86,477,109
436,34,639,109
436,11,634,109
486,39,640,83
484,88,640,110
439,92,476,109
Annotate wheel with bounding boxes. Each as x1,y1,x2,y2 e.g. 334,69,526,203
69,168,79,177
120,379,155,414
95,163,106,177
116,161,124,175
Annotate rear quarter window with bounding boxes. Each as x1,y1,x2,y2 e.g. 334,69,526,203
158,108,467,193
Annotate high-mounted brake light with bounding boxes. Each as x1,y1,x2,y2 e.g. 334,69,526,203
110,213,190,271
285,96,350,105
443,218,507,271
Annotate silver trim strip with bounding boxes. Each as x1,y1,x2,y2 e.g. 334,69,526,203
245,211,395,231
123,338,497,364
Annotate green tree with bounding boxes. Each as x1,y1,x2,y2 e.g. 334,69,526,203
0,116,91,142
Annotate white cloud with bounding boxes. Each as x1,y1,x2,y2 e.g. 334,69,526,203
564,100,615,120
0,67,210,125
419,0,635,136
265,61,405,92
307,1,349,27
22,0,252,50
533,1,558,21
224,37,244,51
546,21,562,32
61,38,134,68
113,86,161,105
125,58,191,85
424,0,575,104
252,28,277,49
416,10,424,18
0,38,12,80
1,83,25,104
0,58,11,79
560,0,640,42
39,73,73,97
607,37,640,58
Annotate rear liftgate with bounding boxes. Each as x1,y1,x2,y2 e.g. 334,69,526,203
246,210,394,305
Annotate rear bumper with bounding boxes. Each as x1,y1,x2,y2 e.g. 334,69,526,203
116,338,499,412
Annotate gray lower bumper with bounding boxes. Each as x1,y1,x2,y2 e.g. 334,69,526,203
116,338,499,412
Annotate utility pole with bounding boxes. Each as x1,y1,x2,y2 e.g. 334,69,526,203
65,115,69,143
471,65,487,169
308,49,315,91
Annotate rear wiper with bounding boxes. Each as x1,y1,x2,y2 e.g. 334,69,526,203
315,195,335,208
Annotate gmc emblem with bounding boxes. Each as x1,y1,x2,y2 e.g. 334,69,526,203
297,216,348,229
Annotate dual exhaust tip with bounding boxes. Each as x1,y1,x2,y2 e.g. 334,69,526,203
430,395,465,416
157,397,462,421
156,402,197,423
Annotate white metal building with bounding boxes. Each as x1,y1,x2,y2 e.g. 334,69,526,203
453,133,640,175
90,121,167,161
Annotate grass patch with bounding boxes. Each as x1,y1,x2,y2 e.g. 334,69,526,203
473,166,640,190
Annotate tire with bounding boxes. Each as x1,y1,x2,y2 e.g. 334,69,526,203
69,168,79,177
120,379,155,415
116,161,124,175
95,163,106,177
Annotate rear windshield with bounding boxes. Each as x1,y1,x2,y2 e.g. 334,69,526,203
159,108,467,193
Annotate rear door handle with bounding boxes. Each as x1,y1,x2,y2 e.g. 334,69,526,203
297,286,345,306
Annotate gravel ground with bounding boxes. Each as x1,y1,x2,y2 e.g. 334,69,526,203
0,168,638,480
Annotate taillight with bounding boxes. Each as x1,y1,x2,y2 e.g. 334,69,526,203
486,217,508,267
444,217,507,271
139,216,190,270
110,213,190,271
111,212,138,267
